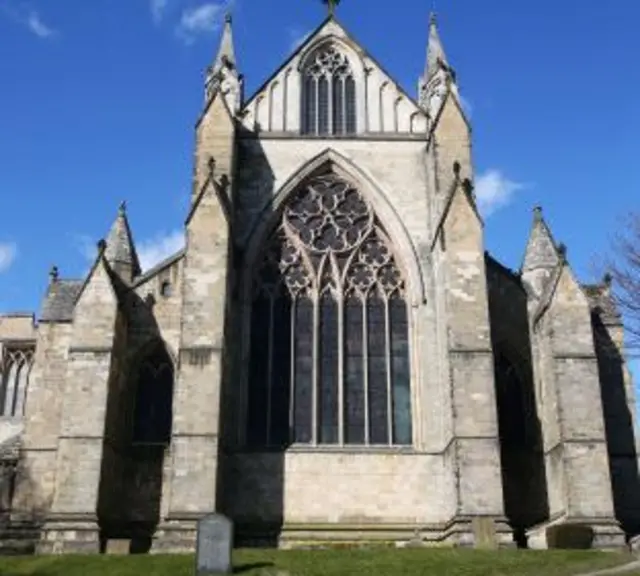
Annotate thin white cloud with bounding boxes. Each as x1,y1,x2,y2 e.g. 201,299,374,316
474,169,526,218
176,2,226,44
27,10,55,37
0,242,17,273
137,230,185,271
150,0,168,24
0,5,57,39
76,230,185,273
288,27,311,52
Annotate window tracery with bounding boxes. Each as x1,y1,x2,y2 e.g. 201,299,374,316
0,347,33,418
247,173,412,448
302,45,356,136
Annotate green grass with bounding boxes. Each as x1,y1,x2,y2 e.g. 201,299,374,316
0,549,633,576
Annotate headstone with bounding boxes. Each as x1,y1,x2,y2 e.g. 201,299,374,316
196,514,233,575
472,517,498,549
105,539,131,555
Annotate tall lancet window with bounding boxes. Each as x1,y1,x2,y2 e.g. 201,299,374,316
0,347,34,418
247,172,412,448
302,46,357,135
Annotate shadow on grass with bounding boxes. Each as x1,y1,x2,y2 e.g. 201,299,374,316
234,562,274,574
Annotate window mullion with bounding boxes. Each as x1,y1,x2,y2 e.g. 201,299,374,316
328,75,333,136
342,75,347,135
362,296,370,445
266,297,275,446
314,77,320,135
311,293,319,446
337,294,345,446
384,296,393,446
289,297,297,442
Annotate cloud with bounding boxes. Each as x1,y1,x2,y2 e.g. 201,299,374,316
150,0,168,23
474,169,526,218
26,10,55,37
137,230,185,271
0,4,57,38
288,27,311,52
176,2,226,43
0,242,17,273
76,230,185,273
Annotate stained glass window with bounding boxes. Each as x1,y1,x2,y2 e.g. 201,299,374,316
302,45,356,135
247,173,412,448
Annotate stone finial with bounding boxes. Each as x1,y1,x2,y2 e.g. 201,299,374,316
119,200,127,215
453,161,461,178
49,265,59,283
603,272,613,288
533,205,543,221
224,11,232,24
558,242,567,259
97,239,107,253
208,156,216,177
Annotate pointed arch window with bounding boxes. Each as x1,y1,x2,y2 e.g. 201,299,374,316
0,347,34,418
132,342,174,445
302,46,357,136
247,172,412,448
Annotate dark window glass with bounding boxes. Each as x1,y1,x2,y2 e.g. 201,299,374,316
293,297,314,443
344,297,365,444
345,76,356,134
270,295,292,447
318,76,329,135
304,76,316,135
318,293,339,443
333,76,344,135
367,296,388,444
390,298,412,445
133,343,174,445
247,298,271,447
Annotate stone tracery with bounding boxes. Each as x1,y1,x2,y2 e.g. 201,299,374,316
302,45,357,135
248,172,412,448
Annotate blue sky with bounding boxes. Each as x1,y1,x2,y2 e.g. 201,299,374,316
0,0,638,380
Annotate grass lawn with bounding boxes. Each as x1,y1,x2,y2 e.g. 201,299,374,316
0,549,634,576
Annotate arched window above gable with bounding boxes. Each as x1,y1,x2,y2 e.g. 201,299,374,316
302,45,357,136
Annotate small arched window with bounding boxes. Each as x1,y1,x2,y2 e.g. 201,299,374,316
302,45,356,136
132,342,174,445
0,347,34,418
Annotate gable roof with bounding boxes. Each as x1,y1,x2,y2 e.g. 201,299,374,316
40,279,84,322
242,15,427,119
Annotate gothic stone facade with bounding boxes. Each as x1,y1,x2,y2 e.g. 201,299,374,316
0,14,639,554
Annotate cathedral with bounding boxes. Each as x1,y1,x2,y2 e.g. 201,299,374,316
0,8,638,554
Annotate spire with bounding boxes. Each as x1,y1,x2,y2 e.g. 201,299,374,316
522,206,561,272
213,12,236,72
204,11,242,110
104,201,140,281
418,12,455,113
425,12,450,83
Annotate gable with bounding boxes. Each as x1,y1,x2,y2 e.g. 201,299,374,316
240,18,427,136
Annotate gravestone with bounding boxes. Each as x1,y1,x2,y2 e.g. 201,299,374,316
196,514,233,575
472,517,498,549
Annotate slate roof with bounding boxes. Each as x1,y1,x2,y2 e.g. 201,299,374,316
40,280,83,322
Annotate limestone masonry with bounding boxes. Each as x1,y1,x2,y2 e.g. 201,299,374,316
0,11,638,554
